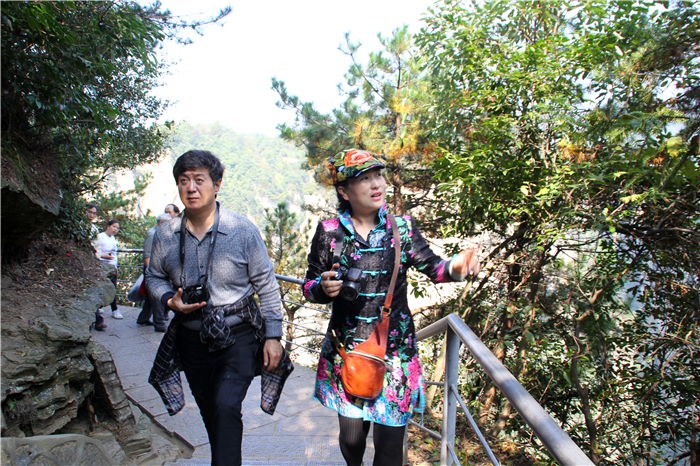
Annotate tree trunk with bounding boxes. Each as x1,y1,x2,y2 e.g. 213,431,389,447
389,169,404,215
479,221,529,426
283,304,298,353
478,339,506,425
425,334,447,413
491,400,513,436
568,309,600,464
489,300,538,437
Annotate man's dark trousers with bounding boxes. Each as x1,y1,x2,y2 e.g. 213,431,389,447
176,324,259,466
136,295,166,328
136,270,167,329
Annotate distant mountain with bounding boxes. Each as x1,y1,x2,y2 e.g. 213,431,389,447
166,122,317,226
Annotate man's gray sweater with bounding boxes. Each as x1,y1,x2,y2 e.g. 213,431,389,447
145,204,283,339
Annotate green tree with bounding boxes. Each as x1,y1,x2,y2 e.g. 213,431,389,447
273,26,440,225
167,122,313,226
263,202,308,352
417,0,699,463
1,1,230,246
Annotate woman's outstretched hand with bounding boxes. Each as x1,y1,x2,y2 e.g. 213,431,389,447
452,248,481,278
320,263,342,298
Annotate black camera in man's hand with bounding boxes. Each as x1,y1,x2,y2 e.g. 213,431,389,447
182,283,210,304
334,266,368,301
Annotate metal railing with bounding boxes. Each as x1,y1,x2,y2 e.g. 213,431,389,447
115,249,145,299
415,313,594,466
275,274,327,355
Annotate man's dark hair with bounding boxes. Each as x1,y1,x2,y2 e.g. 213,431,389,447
85,203,98,212
166,203,180,214
173,150,225,183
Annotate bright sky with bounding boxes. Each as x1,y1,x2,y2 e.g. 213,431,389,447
155,0,437,136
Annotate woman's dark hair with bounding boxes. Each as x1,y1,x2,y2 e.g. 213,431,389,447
335,181,352,214
106,219,119,228
173,150,225,183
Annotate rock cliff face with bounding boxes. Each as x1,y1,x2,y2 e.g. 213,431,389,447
0,149,63,261
114,153,182,216
0,132,173,461
1,261,115,436
0,237,181,462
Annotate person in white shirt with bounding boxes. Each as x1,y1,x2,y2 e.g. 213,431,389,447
94,219,123,319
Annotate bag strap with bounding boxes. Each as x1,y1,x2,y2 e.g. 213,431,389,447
348,215,401,359
364,214,401,352
383,214,401,312
332,214,402,359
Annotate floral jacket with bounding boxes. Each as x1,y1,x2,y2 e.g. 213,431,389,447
304,203,458,426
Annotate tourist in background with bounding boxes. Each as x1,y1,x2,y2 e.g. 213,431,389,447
95,219,123,319
85,203,100,238
165,203,180,218
303,149,480,466
136,213,172,331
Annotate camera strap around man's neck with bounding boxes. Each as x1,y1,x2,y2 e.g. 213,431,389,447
179,204,220,286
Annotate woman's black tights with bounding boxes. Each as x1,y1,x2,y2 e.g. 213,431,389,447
338,415,405,466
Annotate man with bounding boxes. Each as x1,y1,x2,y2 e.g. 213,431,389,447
136,213,172,331
85,203,107,331
165,203,180,218
145,150,288,466
85,203,99,236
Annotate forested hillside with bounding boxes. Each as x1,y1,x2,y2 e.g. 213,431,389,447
167,122,318,225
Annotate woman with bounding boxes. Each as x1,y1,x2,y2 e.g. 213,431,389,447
303,149,480,466
94,219,123,319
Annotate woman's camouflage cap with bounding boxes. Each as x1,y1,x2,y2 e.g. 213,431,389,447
327,149,385,185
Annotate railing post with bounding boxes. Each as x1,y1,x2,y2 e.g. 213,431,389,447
441,324,461,465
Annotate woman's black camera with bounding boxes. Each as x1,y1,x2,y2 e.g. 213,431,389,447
182,283,210,304
334,266,368,301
